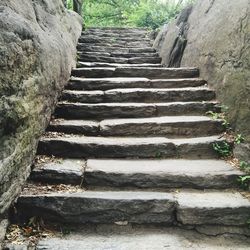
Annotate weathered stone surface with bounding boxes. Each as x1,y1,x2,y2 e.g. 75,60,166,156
72,67,199,79
114,67,199,79
234,143,250,165
156,101,220,116
0,218,8,247
85,159,242,189
35,226,250,250
48,120,99,135
30,159,85,184
37,136,177,158
62,90,104,103
55,102,219,119
61,88,215,103
37,135,222,159
67,77,205,90
174,136,223,159
76,62,161,68
72,67,116,77
155,0,250,141
99,116,224,137
176,191,250,226
55,103,157,119
0,0,82,213
67,77,151,90
104,88,215,103
16,192,176,224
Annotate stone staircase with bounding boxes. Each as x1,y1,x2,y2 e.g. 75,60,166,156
14,28,250,239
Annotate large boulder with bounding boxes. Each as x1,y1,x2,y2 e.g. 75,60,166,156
0,0,82,214
154,0,250,145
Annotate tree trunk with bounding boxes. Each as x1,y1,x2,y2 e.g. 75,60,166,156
73,0,83,16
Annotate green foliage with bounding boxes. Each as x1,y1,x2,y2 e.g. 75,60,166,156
213,142,232,157
206,111,230,129
235,134,245,144
238,175,250,190
83,0,195,29
240,161,250,174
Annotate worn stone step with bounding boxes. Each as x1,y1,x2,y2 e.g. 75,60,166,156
78,55,161,64
34,226,250,250
78,42,150,48
76,62,162,68
55,102,219,119
61,88,215,103
16,191,176,224
77,44,156,53
30,159,85,185
48,116,223,137
78,51,159,59
78,36,151,44
85,159,242,189
99,116,224,137
67,77,206,90
81,31,149,38
16,190,250,227
48,119,100,135
72,67,199,79
37,135,222,159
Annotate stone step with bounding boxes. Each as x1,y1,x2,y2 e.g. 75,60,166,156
87,27,148,32
48,116,224,137
78,36,151,44
55,102,219,119
34,226,250,250
30,159,85,185
30,159,242,189
37,135,222,159
99,116,223,137
77,45,156,53
61,88,215,103
78,51,159,59
67,77,206,90
72,67,199,79
76,62,162,68
77,55,161,64
85,159,242,189
16,190,250,227
81,31,149,38
78,42,150,48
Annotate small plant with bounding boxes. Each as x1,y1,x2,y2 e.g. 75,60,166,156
206,111,230,129
239,161,250,173
238,175,250,190
235,134,245,144
213,142,231,157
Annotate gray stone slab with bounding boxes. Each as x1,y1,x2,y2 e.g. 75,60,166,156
30,159,85,184
76,62,161,68
55,103,157,119
114,67,199,79
150,78,206,88
62,88,215,103
85,159,242,189
99,116,224,137
156,101,220,116
67,77,151,90
37,136,177,158
17,191,176,224
72,67,116,78
48,120,99,135
176,191,250,226
37,135,222,159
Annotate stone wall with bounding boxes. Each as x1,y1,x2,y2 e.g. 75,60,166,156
0,0,82,214
154,0,250,159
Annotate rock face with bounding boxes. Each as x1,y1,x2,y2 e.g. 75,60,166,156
0,0,82,214
154,0,250,143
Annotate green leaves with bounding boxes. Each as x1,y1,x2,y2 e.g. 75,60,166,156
83,0,195,28
212,142,232,157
